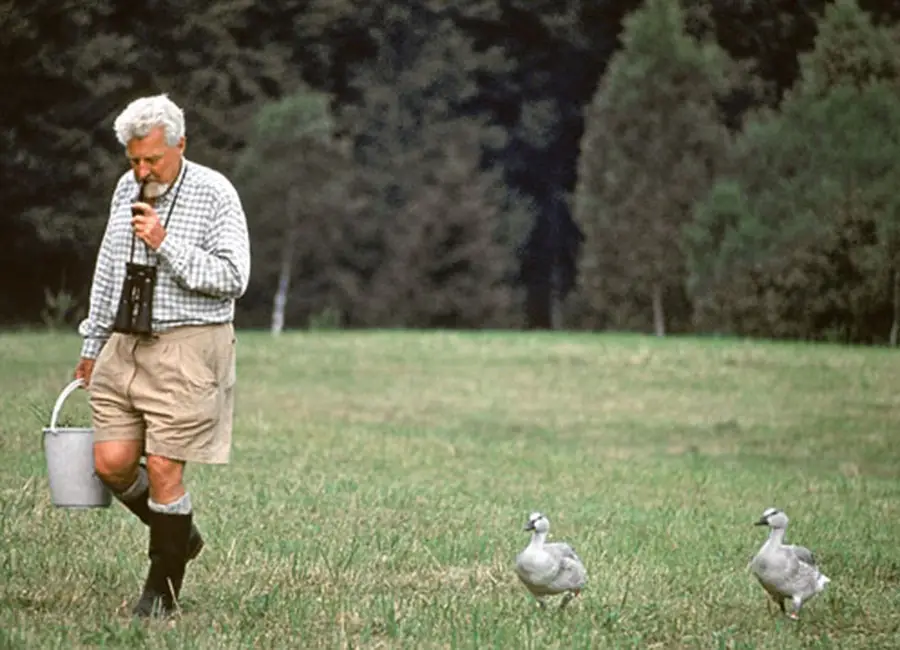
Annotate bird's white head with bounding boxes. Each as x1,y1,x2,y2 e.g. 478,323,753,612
755,507,789,529
524,511,550,534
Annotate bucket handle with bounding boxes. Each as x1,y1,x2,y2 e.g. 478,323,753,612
49,378,85,431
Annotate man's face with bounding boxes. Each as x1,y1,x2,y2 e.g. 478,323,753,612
126,125,185,198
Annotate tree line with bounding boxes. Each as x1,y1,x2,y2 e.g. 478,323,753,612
4,0,900,344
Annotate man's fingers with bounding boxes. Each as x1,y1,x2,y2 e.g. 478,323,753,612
75,359,94,387
132,214,160,229
131,213,155,225
132,215,157,238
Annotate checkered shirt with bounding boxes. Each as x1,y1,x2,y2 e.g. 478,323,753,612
78,159,251,358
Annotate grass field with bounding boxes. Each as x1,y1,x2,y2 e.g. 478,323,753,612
1,329,899,649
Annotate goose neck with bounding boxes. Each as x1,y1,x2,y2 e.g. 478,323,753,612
765,527,786,548
529,530,548,548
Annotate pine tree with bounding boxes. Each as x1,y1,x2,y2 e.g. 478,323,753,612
332,8,530,327
795,0,900,98
685,0,900,343
573,0,734,334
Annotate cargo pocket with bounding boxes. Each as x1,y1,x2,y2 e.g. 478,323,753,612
168,340,219,433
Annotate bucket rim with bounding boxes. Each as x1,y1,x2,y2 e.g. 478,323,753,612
43,426,95,434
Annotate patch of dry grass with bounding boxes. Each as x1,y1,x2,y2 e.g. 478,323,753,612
1,330,899,649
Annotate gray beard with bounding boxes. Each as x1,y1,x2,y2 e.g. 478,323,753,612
142,181,169,200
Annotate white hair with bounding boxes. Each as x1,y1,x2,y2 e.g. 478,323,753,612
113,93,185,147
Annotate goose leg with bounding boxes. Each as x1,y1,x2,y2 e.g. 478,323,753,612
787,595,803,620
559,589,580,610
764,591,783,616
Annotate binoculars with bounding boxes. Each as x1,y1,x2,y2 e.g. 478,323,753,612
112,261,157,335
112,185,157,336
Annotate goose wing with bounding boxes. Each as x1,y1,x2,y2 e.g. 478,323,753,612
546,541,579,560
545,542,587,590
787,544,817,567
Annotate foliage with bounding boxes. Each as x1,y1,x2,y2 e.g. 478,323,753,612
1,0,292,325
795,0,900,97
686,0,900,342
325,10,532,328
680,0,826,112
6,0,900,341
356,125,524,328
571,0,735,334
40,287,84,331
233,87,352,329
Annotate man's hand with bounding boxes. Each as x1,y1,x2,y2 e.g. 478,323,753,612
74,358,95,387
131,202,167,250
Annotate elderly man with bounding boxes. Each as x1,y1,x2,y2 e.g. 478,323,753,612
75,93,251,618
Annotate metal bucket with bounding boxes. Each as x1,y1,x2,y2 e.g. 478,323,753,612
42,379,112,508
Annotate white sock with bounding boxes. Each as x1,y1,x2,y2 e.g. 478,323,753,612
118,465,149,502
148,492,192,515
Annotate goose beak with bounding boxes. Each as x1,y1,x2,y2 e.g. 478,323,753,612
754,517,768,526
524,522,535,531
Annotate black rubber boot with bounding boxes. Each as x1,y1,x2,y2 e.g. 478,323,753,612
132,511,194,618
105,462,204,561
118,490,204,561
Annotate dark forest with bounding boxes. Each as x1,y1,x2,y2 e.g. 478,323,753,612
4,0,900,344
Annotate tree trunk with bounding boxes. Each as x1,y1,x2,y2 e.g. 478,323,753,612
270,253,292,336
652,282,666,337
270,189,300,336
525,280,554,329
890,268,900,347
549,293,561,330
549,266,562,330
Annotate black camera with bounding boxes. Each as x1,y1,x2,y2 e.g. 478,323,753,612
112,184,157,335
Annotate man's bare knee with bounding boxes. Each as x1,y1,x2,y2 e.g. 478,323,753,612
94,440,143,490
145,455,186,504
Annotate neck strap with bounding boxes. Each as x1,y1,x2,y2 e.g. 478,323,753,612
129,162,189,263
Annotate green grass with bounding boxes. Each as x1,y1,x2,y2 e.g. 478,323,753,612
1,330,899,649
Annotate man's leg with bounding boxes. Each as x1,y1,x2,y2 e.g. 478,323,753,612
94,441,204,562
90,335,205,564
132,324,236,618
90,335,146,497
94,439,143,493
94,440,203,560
89,333,203,620
131,454,197,618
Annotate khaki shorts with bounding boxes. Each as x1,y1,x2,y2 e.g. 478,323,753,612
89,323,236,464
